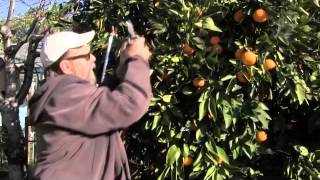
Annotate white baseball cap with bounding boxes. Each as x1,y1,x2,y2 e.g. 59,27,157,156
40,30,95,68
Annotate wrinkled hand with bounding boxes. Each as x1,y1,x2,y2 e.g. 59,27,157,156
120,36,152,63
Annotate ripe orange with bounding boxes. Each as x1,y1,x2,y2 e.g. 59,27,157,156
183,156,193,166
193,78,205,88
234,9,245,23
209,36,221,45
182,43,195,55
240,50,257,65
213,44,223,54
235,48,243,60
264,58,276,71
237,72,251,83
256,130,268,143
252,8,268,23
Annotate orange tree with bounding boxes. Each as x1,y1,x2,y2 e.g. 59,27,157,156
62,0,320,179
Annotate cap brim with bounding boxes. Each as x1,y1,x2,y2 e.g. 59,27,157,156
69,30,95,49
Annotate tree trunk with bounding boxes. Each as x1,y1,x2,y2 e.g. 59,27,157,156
1,111,25,180
1,57,25,180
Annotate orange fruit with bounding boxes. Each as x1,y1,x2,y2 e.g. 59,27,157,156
237,72,251,83
235,48,243,60
252,8,268,23
213,44,223,54
182,43,195,55
183,156,193,166
210,36,221,45
256,130,268,143
264,58,276,71
240,50,257,65
193,77,205,88
234,9,245,23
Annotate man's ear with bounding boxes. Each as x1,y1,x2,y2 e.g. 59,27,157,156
59,60,73,74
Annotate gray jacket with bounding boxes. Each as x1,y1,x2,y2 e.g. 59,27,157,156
29,56,152,180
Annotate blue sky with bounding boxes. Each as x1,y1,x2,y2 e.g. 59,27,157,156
0,0,66,19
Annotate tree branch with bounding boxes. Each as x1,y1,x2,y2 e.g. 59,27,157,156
8,0,46,57
0,0,15,49
11,16,40,56
16,35,43,105
6,0,15,25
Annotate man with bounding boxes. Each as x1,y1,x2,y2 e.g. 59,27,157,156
29,30,152,180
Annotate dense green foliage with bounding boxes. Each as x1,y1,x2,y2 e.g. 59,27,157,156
57,0,320,179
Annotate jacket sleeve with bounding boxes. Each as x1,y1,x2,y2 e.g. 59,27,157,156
43,56,152,135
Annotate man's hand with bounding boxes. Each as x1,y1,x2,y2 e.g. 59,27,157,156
120,36,152,62
116,36,152,79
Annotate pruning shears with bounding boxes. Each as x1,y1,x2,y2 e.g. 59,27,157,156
100,20,137,84
100,26,117,84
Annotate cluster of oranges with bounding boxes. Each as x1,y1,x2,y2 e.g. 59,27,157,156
235,49,277,70
233,8,276,83
183,155,224,167
186,7,276,86
234,8,269,24
235,48,277,83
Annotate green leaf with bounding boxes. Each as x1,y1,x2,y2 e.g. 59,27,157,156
198,91,209,120
168,9,183,18
295,83,306,104
182,86,193,95
221,75,235,82
192,150,203,167
204,166,216,180
216,146,229,164
258,102,269,111
208,97,217,121
162,95,172,103
196,128,204,141
203,17,222,32
193,37,205,50
294,145,309,156
260,118,269,129
199,99,208,121
170,56,181,63
194,21,203,28
232,146,241,159
158,167,170,180
243,145,253,159
183,144,190,157
151,114,161,130
205,140,215,154
166,145,181,166
170,162,178,180
222,100,232,129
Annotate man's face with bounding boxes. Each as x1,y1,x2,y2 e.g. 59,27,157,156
61,45,97,84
